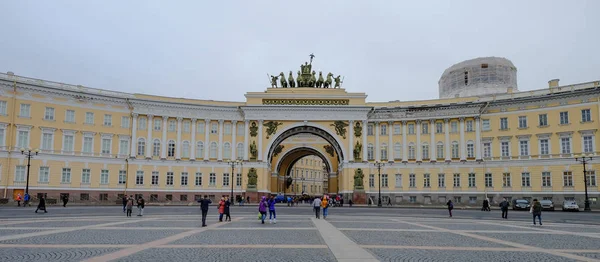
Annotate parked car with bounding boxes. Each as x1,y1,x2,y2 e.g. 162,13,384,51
511,199,531,210
540,200,555,211
562,201,580,211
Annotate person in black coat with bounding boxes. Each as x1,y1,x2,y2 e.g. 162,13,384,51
198,195,212,227
224,197,231,222
62,195,69,207
35,196,47,213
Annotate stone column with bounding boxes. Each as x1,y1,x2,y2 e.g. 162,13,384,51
459,117,466,161
145,115,153,158
362,120,367,161
204,119,210,160
416,120,422,162
161,116,168,159
430,119,435,161
130,113,138,158
388,121,393,161
176,117,183,160
402,121,408,162
258,120,263,162
349,120,354,162
218,119,224,161
375,121,380,161
244,120,249,161
445,119,451,162
231,120,237,160
191,118,197,160
475,116,482,160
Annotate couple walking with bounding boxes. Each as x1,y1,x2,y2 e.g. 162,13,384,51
258,196,277,224
124,195,145,217
312,195,329,219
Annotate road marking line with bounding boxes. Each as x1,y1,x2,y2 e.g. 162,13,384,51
160,244,328,249
311,218,379,262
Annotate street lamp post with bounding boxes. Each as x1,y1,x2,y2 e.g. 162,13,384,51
301,176,305,195
372,160,385,207
227,159,242,202
575,155,593,212
20,148,39,196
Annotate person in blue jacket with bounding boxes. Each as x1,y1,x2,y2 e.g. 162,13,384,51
268,195,277,224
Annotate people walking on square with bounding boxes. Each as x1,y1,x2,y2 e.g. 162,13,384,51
499,198,510,219
387,198,392,206
126,196,134,217
62,195,69,207
122,195,128,213
35,196,47,213
446,199,453,217
531,199,543,226
198,195,212,227
217,197,225,222
313,196,322,219
24,193,30,207
224,197,231,222
259,196,268,224
247,196,250,204
482,198,490,211
321,195,329,219
268,195,277,224
16,193,22,207
137,196,145,216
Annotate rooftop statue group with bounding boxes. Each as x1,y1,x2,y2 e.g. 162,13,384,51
269,54,343,89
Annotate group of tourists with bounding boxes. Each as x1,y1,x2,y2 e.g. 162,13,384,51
122,195,145,217
446,197,544,225
258,195,277,224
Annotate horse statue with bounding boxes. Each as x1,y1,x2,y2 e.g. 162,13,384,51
323,72,333,88
288,71,295,88
316,71,324,88
308,71,317,87
279,72,287,88
296,70,304,87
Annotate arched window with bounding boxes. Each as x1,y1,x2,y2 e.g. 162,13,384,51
182,141,190,158
452,141,459,158
408,143,415,159
223,142,231,160
196,141,204,159
137,138,145,156
237,143,244,159
381,143,388,160
394,143,402,160
152,139,161,157
210,142,217,159
422,142,429,159
436,142,444,159
367,143,374,160
168,140,175,157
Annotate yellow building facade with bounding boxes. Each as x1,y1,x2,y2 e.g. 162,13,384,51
0,63,599,206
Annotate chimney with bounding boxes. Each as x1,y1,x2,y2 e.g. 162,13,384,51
548,79,560,88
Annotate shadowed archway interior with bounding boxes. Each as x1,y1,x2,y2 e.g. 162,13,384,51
266,125,344,164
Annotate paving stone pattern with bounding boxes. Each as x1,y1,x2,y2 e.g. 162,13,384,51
116,248,336,262
0,248,122,262
169,229,324,245
473,232,600,250
344,231,508,247
368,249,579,262
0,229,187,245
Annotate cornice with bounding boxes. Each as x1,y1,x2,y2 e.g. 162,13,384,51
241,106,371,121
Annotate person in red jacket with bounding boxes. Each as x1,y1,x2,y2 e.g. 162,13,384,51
218,197,225,222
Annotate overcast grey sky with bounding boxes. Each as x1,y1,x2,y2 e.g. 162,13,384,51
1,1,598,102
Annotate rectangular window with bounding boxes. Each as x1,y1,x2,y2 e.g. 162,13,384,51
0,128,4,148
369,174,375,187
563,171,573,187
197,122,205,134
435,122,443,133
503,173,511,187
484,173,493,187
422,145,429,159
181,172,188,186
521,172,530,187
408,124,415,134
153,119,161,131
409,196,417,203
184,121,191,133
469,196,477,204
586,171,596,186
367,124,374,136
408,145,415,159
453,173,460,187
20,104,31,117
394,124,401,135
583,136,594,153
236,173,242,186
466,120,473,132
0,101,6,115
381,174,388,187
15,166,26,182
80,193,89,201
166,172,174,186
103,114,112,126
119,139,129,156
501,141,510,157
100,170,109,184
237,123,244,136
542,172,552,187
138,117,147,130
209,173,216,186
395,174,402,188
61,168,71,183
85,112,94,124
581,109,591,123
17,130,29,148
39,167,49,183
63,134,74,153
101,138,111,154
119,170,127,185
81,168,90,184
65,110,75,123
482,119,490,131
121,116,130,128
151,171,159,185
561,137,571,154
423,173,431,188
483,142,491,158
436,144,444,159
500,118,508,130
451,121,458,133
421,123,428,134
210,123,217,134
409,174,416,187
195,172,202,186
518,116,527,128
538,114,548,126
438,173,445,188
467,144,474,158
560,111,569,125
41,133,53,150
519,140,529,156
136,171,144,185
381,124,387,135
451,143,459,158
540,139,549,155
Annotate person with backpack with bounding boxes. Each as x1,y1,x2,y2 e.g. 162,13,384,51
24,193,30,207
530,199,543,225
126,196,134,217
258,196,268,224
446,199,454,217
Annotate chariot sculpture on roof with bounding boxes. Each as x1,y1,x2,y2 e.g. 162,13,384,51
269,54,343,88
